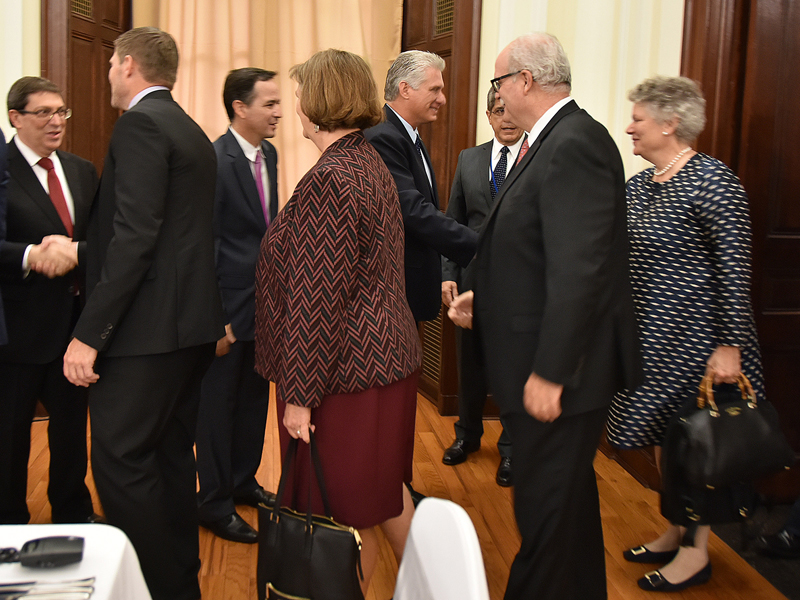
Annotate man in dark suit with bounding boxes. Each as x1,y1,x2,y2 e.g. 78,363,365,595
196,68,281,544
63,28,224,600
440,89,524,486
0,127,7,343
449,33,641,600
0,77,98,525
365,50,477,323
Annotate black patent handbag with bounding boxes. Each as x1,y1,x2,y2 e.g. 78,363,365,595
676,373,794,488
257,430,364,600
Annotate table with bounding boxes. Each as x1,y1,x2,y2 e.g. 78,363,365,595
0,523,151,599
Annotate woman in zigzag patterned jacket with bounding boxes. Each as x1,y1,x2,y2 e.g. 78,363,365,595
254,49,422,596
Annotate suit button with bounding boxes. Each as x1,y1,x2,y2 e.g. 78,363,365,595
100,333,108,340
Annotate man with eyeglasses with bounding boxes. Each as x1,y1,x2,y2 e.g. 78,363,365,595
440,88,524,486
0,76,100,525
449,33,641,600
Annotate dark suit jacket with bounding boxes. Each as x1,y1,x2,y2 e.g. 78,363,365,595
365,106,477,321
474,100,641,417
0,129,7,345
0,139,98,363
442,139,520,291
213,129,277,341
72,90,224,356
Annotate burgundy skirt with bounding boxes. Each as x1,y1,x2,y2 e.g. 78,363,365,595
275,371,419,530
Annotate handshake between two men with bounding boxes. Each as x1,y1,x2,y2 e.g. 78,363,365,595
28,234,79,279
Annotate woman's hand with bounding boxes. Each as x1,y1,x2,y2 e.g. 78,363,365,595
283,403,315,443
705,345,741,384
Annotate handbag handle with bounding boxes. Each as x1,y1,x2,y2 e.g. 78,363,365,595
270,429,335,524
697,372,756,413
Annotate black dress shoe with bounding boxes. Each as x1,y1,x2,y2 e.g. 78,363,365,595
234,486,276,508
199,512,257,544
753,529,800,559
638,562,711,592
442,439,480,466
623,545,679,563
496,457,513,487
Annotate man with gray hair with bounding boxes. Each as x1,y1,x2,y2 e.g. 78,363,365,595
365,50,477,324
449,33,641,600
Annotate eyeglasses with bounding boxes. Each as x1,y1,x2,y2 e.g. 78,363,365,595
490,71,522,93
16,108,72,122
490,107,506,117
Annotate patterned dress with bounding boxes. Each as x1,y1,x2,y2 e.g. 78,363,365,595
607,153,764,449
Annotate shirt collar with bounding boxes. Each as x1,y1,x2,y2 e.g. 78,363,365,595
229,126,261,162
128,86,170,109
528,96,573,145
491,132,526,163
387,104,420,144
13,135,56,167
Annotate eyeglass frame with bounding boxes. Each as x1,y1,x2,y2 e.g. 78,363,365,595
490,71,523,94
15,108,73,122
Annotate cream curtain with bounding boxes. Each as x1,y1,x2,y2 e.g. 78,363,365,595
133,0,402,207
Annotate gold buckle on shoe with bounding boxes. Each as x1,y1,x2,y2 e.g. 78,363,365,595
631,546,647,556
645,571,664,586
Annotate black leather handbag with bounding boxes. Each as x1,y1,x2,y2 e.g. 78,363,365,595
675,374,794,488
257,431,364,600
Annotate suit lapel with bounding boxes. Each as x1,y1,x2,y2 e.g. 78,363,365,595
478,142,494,208
58,151,88,236
384,106,438,207
224,131,267,230
8,141,68,235
261,141,279,221
478,101,579,244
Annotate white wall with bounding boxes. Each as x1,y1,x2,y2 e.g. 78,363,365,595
477,0,685,179
0,0,41,137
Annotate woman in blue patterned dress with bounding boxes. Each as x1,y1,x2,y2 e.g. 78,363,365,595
607,76,764,592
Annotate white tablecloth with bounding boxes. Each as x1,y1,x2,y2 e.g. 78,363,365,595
0,523,152,600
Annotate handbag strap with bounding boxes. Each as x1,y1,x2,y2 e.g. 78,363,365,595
270,430,335,522
697,372,755,412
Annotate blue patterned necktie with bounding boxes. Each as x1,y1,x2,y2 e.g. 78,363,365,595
492,146,510,199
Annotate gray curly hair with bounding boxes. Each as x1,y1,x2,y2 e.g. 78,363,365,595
384,50,445,101
628,76,707,142
506,33,571,94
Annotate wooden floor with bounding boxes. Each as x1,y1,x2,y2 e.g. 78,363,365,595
26,392,788,600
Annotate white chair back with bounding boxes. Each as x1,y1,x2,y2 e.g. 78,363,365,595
394,497,490,600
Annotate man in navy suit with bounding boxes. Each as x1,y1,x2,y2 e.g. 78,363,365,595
440,89,525,486
365,50,477,323
0,77,98,525
196,68,281,543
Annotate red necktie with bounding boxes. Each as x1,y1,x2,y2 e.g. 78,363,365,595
38,157,73,236
516,138,529,166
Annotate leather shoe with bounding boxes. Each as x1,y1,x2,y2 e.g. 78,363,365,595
496,457,513,487
200,512,257,544
234,486,276,508
623,544,679,563
442,439,480,466
638,562,711,592
753,529,800,559
405,482,426,508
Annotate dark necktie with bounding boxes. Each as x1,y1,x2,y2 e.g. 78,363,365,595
491,146,510,199
254,151,269,226
415,135,432,189
516,137,529,166
38,157,73,236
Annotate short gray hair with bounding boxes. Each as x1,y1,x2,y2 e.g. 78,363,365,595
628,76,706,142
486,87,498,112
384,50,445,101
506,33,571,93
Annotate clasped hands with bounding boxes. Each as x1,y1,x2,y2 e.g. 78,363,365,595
29,235,78,278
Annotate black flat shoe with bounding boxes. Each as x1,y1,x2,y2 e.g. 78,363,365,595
442,439,480,465
638,562,711,592
405,482,426,508
623,545,679,563
496,457,513,487
200,512,257,544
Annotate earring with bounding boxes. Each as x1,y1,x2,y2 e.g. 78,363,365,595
313,124,319,133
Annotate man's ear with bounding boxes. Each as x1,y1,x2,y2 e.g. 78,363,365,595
398,81,412,100
232,99,248,121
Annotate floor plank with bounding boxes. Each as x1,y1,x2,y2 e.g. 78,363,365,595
24,393,788,600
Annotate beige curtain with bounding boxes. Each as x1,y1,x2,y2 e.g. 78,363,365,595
133,0,402,207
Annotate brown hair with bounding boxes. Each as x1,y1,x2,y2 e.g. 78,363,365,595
289,49,383,132
7,77,62,112
114,27,179,89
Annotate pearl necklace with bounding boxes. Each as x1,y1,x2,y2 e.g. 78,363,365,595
653,147,692,177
